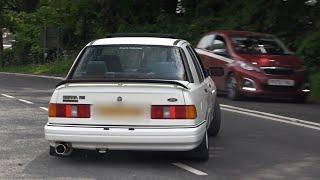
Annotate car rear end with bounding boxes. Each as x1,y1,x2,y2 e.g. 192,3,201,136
45,82,206,151
44,38,207,153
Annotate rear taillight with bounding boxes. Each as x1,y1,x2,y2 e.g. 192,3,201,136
49,103,90,118
151,105,197,119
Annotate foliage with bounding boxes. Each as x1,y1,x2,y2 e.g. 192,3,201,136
297,31,320,69
0,0,319,69
1,48,14,65
310,72,320,100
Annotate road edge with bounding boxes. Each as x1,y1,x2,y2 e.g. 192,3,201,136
0,72,65,80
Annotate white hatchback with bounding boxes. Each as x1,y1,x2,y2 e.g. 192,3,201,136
45,34,223,160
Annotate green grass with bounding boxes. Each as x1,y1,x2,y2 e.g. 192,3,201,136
0,59,74,76
310,72,320,101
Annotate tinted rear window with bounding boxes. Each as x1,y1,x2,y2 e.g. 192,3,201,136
71,45,187,81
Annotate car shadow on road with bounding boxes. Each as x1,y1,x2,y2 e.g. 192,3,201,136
22,149,188,178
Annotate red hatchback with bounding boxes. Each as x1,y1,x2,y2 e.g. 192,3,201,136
196,31,310,102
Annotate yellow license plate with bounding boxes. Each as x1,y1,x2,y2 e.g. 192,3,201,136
96,106,143,117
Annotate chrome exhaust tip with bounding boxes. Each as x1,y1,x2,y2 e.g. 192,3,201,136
55,143,72,156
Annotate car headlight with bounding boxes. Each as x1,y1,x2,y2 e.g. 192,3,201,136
237,61,261,72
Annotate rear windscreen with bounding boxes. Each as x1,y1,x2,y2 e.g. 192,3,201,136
71,45,187,81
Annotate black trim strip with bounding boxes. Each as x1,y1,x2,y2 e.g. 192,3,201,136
192,48,206,72
65,47,88,80
56,79,188,89
186,45,205,82
179,48,194,83
173,39,181,45
88,39,97,46
47,120,206,129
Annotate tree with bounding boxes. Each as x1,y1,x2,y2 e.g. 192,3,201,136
1,0,318,68
0,0,39,66
0,1,10,66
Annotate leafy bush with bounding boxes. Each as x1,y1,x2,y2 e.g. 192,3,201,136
297,32,320,69
1,49,14,66
310,72,320,100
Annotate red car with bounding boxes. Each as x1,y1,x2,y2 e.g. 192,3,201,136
196,31,310,102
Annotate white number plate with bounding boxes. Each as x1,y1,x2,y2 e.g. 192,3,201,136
267,79,295,86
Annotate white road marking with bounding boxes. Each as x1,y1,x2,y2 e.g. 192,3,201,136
221,104,320,127
18,99,34,104
172,162,208,176
221,107,320,131
0,72,64,80
40,107,48,111
1,94,15,98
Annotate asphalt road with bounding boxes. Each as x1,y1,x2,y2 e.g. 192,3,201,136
1,72,320,179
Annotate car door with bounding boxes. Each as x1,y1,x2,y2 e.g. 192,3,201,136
196,34,232,92
183,44,213,124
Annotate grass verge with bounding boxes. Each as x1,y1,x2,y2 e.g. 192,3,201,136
0,59,74,76
310,72,320,101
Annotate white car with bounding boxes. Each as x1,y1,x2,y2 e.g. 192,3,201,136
45,34,223,160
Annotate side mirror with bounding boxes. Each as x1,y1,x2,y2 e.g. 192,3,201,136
212,49,228,57
206,67,224,77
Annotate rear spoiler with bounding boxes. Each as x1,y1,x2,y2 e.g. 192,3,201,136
56,79,189,89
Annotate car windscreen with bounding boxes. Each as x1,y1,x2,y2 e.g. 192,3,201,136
231,36,291,55
71,45,187,81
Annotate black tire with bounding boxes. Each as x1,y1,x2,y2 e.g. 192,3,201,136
226,74,242,100
293,96,308,103
208,101,221,137
186,132,209,161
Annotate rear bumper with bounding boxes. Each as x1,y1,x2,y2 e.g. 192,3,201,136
44,122,207,151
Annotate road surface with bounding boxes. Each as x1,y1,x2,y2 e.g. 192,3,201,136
0,72,320,179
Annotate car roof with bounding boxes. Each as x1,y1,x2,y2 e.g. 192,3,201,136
208,30,273,37
90,37,182,47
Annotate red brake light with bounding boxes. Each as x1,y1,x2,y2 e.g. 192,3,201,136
151,105,197,119
151,105,164,119
56,104,66,117
49,103,90,118
77,104,91,118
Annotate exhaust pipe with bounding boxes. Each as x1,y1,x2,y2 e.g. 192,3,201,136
55,143,72,156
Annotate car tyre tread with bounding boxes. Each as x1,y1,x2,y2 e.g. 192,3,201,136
185,132,209,161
